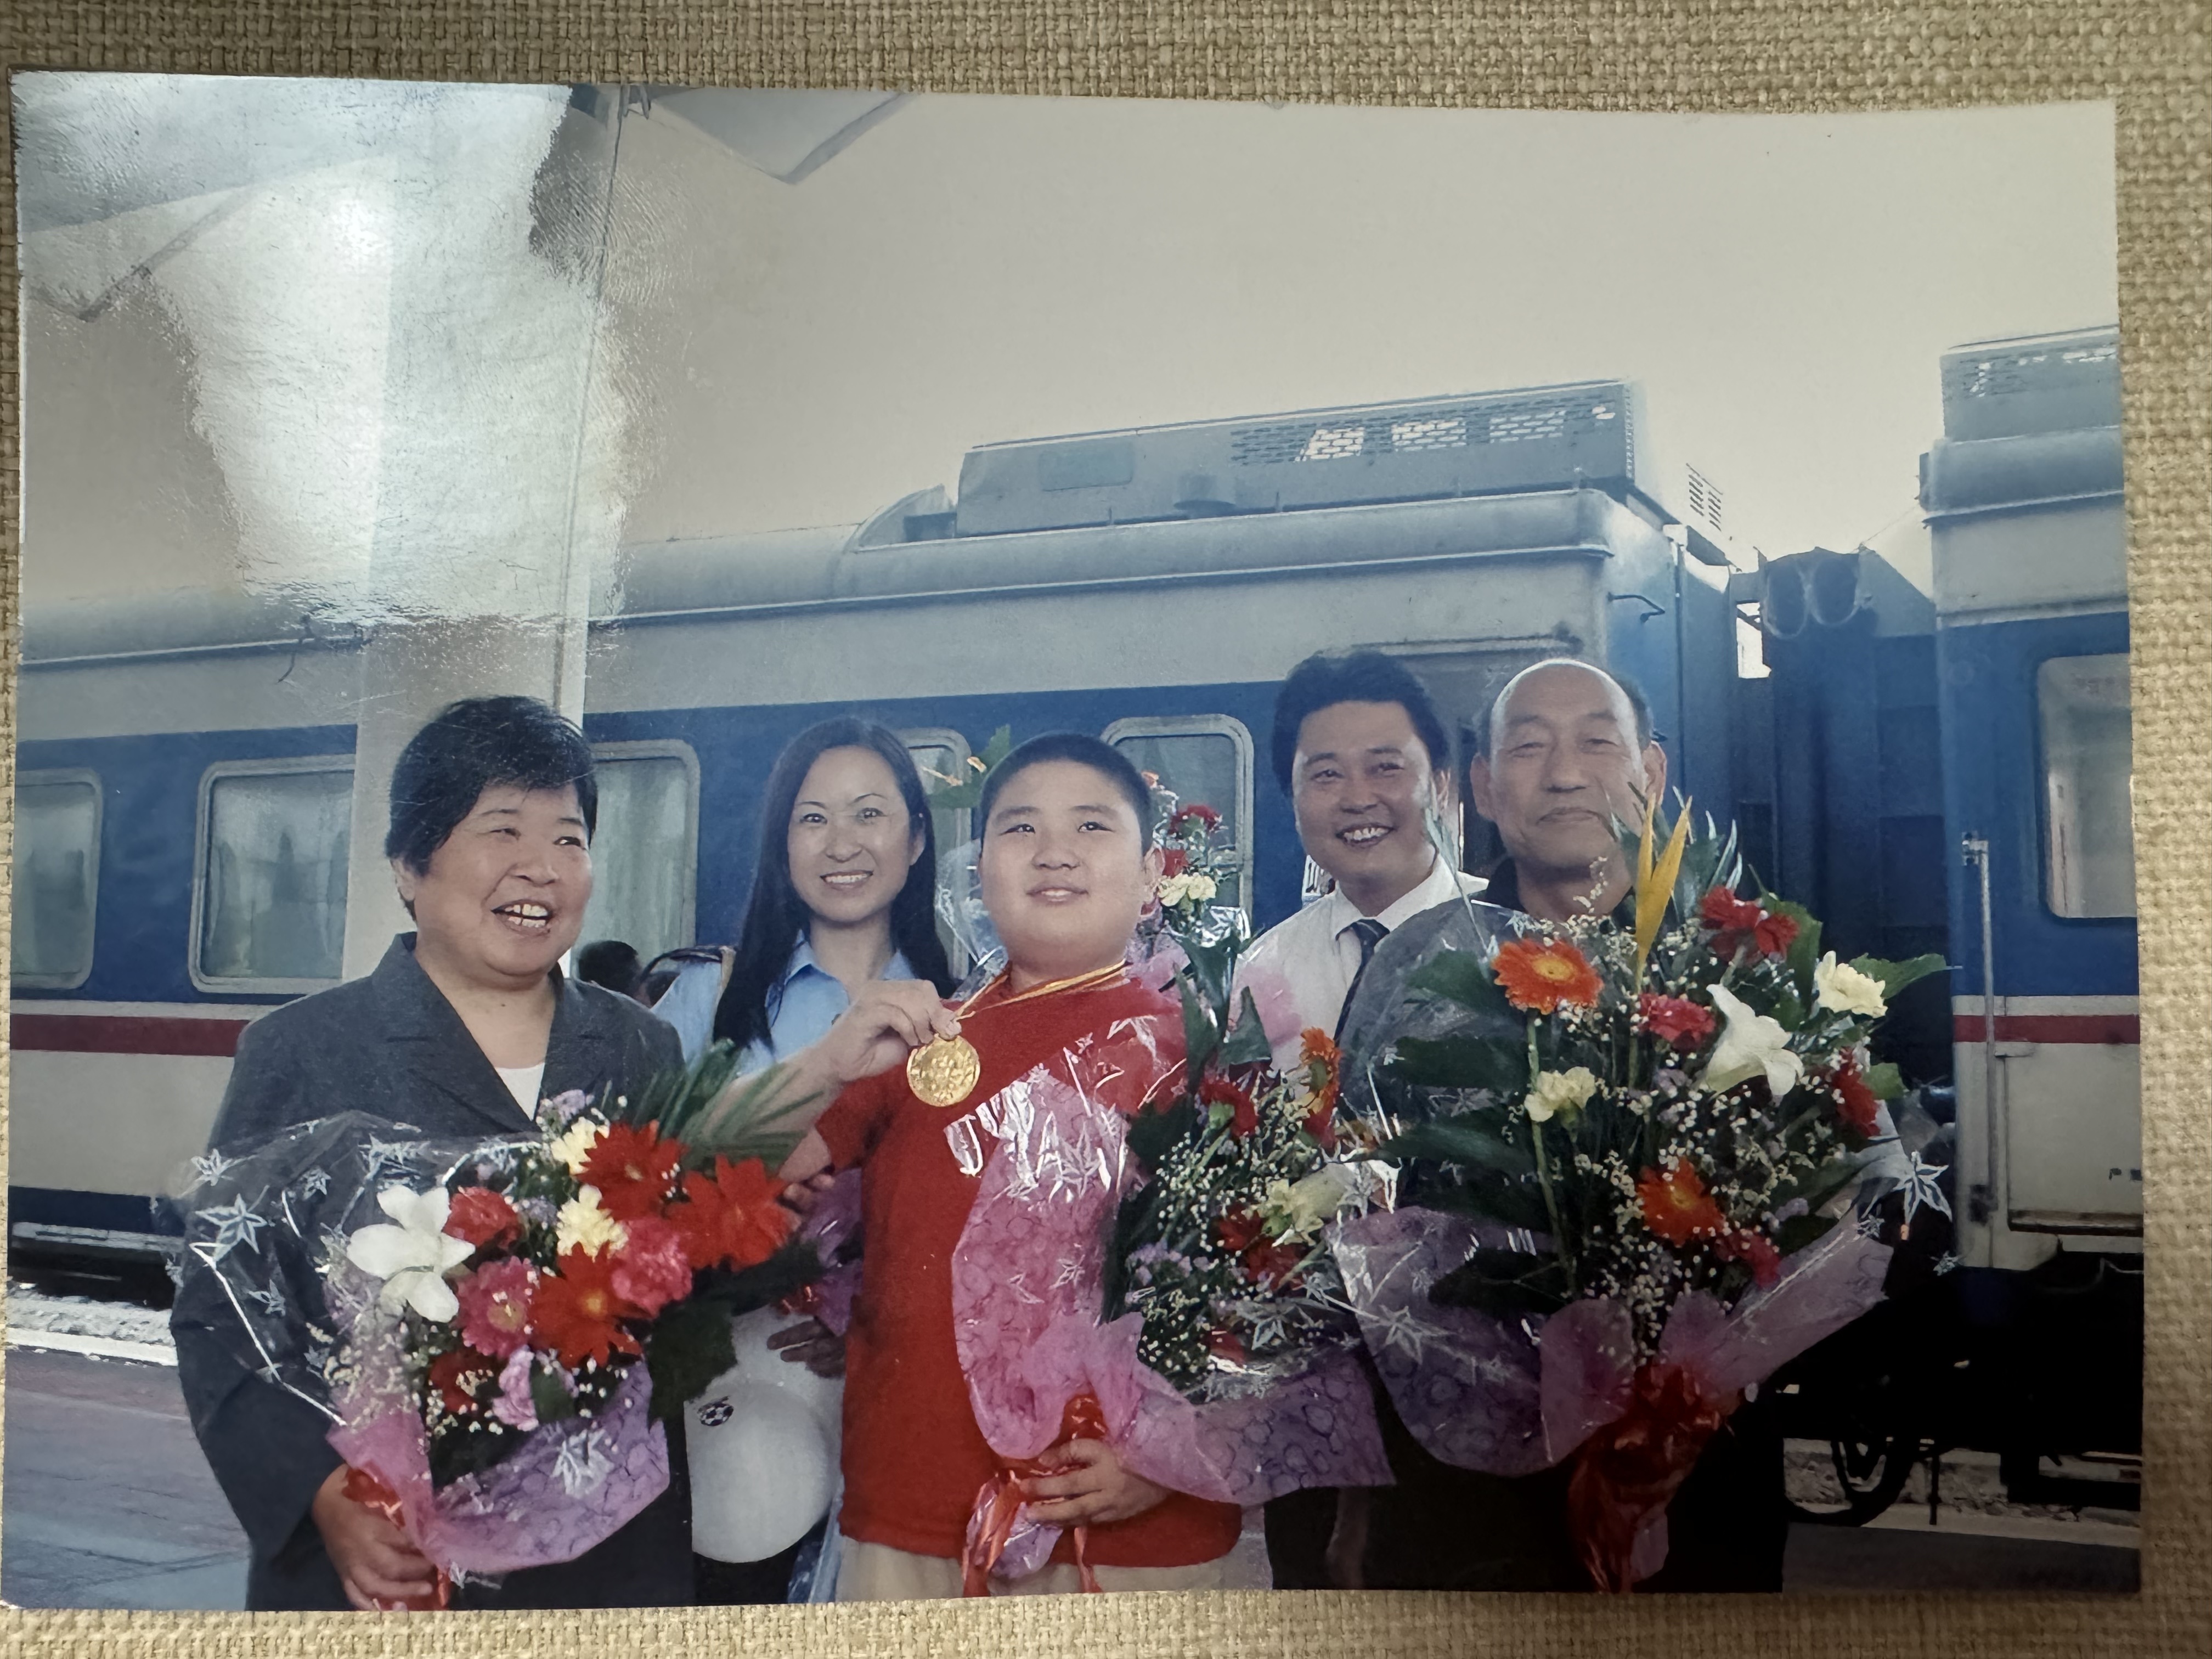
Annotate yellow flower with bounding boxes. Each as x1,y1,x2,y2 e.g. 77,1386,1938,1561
546,1116,606,1177
1525,1066,1600,1124
555,1185,628,1255
1814,952,1888,1019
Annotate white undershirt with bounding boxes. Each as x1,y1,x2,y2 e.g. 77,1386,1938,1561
494,1062,546,1114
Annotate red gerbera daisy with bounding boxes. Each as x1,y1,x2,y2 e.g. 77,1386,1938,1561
531,1247,646,1369
578,1122,687,1221
1637,1159,1728,1245
669,1156,796,1273
1492,937,1604,1013
1716,1228,1782,1288
1170,803,1222,832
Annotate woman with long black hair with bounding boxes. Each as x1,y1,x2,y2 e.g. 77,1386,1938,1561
652,718,956,1605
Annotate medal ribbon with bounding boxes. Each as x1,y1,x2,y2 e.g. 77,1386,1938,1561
340,1464,452,1610
960,1394,1108,1596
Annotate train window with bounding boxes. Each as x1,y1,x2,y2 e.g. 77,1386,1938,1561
191,758,353,992
13,770,101,989
2038,653,2136,919
1103,716,1256,916
579,743,699,964
902,729,974,971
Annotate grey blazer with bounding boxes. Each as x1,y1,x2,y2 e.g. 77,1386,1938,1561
171,934,692,1610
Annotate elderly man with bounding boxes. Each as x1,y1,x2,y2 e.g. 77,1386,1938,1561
1337,657,1788,1593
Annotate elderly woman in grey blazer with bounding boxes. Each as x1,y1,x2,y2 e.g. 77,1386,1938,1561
170,696,691,1612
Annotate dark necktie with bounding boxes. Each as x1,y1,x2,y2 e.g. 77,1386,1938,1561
1334,917,1391,1042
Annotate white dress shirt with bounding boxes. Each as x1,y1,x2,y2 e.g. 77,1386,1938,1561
1238,855,1487,1068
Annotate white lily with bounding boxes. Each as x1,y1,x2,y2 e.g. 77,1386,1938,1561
1525,1066,1599,1124
1814,951,1888,1019
345,1186,473,1322
1701,984,1805,1097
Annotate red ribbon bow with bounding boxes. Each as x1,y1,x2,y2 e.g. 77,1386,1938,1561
341,1465,452,1611
960,1395,1108,1597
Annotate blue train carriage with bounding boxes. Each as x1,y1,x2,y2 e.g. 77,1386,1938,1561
10,377,1740,1266
1927,327,2141,1505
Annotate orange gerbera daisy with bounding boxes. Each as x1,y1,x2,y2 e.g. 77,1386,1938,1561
1492,937,1604,1013
1637,1159,1728,1245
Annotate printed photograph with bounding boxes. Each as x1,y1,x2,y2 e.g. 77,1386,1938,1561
5,76,2137,1607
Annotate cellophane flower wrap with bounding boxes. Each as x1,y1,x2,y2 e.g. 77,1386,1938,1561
173,1045,821,1601
943,793,1388,1592
1330,805,1948,1590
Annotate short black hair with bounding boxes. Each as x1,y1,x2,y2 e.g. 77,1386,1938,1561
1471,659,1654,758
575,939,642,996
977,732,1155,850
1270,650,1451,794
385,696,599,876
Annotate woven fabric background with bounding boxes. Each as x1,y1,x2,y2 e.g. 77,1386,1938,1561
0,4,2204,1656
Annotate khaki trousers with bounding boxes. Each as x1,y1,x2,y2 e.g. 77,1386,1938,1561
834,1538,1232,1601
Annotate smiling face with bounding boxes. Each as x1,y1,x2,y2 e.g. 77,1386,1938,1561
1470,662,1666,887
393,783,592,995
978,759,1164,989
786,746,926,932
1290,699,1452,916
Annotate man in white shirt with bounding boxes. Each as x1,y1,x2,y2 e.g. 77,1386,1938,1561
1240,651,1482,1070
1236,648,1480,1587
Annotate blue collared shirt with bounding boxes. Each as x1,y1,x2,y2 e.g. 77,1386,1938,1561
652,934,916,1072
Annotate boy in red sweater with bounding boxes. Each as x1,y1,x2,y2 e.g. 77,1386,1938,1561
776,733,1242,1599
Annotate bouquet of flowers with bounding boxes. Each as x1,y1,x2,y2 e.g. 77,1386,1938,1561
1331,804,1945,1589
177,1046,821,1605
1103,795,1368,1399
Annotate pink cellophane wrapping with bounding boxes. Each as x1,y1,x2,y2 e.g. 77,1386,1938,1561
946,1012,1390,1580
794,1169,864,1336
1333,1204,1891,1477
325,1268,669,1580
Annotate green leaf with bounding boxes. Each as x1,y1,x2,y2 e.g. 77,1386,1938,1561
1415,1173,1553,1233
618,1042,815,1169
1177,970,1220,1080
1218,987,1274,1068
1426,1248,1570,1318
1852,953,1949,1001
530,1360,579,1425
1864,1062,1905,1102
1766,1152,1866,1220
1384,1116,1536,1177
927,726,1014,811
1124,1099,1196,1169
1407,949,1510,1017
642,1295,741,1424
1774,1212,1841,1257
1769,985,1806,1032
1389,1034,1527,1097
1767,899,1821,1000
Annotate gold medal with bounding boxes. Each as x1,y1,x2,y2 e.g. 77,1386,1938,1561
907,1034,983,1108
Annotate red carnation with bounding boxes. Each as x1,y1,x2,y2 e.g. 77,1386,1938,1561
443,1186,521,1249
579,1122,687,1221
1717,1228,1782,1288
1215,1210,1266,1256
1638,992,1717,1051
1200,1074,1258,1138
1206,1328,1246,1365
1242,1239,1306,1290
1829,1051,1881,1135
426,1345,500,1414
670,1156,796,1273
532,1247,646,1369
1171,803,1222,832
1160,846,1190,878
610,1214,695,1317
1699,887,1798,958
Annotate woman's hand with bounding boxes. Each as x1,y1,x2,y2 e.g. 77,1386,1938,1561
766,1316,847,1379
311,1464,437,1611
1020,1439,1169,1527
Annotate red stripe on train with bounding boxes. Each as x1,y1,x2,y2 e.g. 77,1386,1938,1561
10,1014,250,1057
1953,1014,2139,1045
